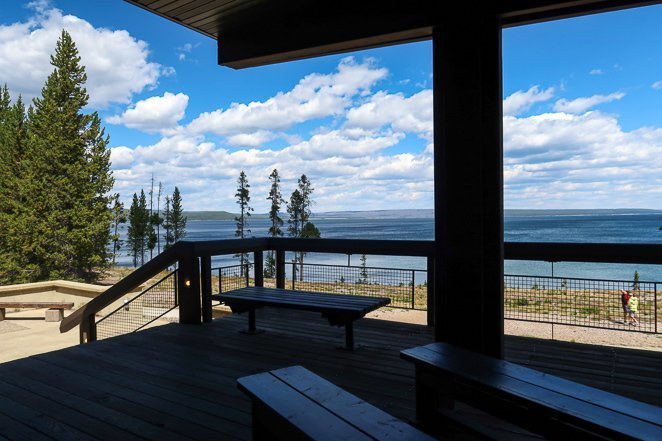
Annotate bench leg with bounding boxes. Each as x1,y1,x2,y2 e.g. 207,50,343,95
0,308,4,321
45,308,64,322
240,309,265,335
345,322,354,350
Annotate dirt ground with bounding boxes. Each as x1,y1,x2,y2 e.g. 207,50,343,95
367,307,662,352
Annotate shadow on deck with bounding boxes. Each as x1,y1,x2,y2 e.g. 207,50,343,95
0,309,660,440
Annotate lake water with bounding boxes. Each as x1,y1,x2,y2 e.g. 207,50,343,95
115,211,662,282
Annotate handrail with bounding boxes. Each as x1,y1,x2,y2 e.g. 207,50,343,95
505,242,662,264
60,241,188,333
61,238,661,335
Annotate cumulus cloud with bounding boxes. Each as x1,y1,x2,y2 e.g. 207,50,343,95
503,86,555,116
345,90,432,139
107,92,189,133
553,92,625,114
0,4,166,107
186,57,388,137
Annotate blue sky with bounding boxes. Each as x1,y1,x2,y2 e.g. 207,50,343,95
1,0,660,212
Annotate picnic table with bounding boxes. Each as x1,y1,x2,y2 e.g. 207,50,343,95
212,287,390,349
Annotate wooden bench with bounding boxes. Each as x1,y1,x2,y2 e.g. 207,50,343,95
237,365,435,440
0,302,74,322
213,287,390,350
401,342,662,440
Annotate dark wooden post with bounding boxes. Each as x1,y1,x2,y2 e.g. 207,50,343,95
80,314,97,344
276,250,285,289
433,12,504,358
254,250,264,287
178,255,201,324
201,255,212,323
426,255,435,327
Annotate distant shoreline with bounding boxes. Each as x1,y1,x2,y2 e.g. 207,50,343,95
183,208,662,221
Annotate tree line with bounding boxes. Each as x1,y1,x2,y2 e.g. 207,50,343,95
0,31,113,283
110,179,188,267
234,169,320,279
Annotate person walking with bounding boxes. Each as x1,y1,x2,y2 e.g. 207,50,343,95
628,292,640,326
620,289,631,324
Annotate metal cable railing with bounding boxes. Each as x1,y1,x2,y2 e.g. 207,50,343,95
96,270,178,340
285,262,426,309
505,275,658,334
213,263,252,293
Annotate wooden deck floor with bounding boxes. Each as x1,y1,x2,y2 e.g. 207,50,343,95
0,309,660,440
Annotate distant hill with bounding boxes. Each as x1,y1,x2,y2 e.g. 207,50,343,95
184,211,268,221
182,208,661,221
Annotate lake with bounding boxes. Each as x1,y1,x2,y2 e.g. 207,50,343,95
115,210,662,282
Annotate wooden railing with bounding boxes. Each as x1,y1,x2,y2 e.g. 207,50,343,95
61,238,661,344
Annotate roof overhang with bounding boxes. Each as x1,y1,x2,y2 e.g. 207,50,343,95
125,0,661,69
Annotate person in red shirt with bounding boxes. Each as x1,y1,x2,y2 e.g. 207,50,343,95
620,289,631,324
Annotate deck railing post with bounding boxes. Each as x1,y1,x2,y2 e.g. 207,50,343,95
655,283,658,334
254,250,264,287
201,255,212,323
427,255,435,327
177,254,201,324
292,261,296,290
276,250,285,289
411,270,416,309
80,313,97,344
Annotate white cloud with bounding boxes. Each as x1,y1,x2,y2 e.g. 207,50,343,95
0,5,165,107
226,131,276,148
652,81,662,90
503,86,555,116
553,92,625,114
186,57,388,137
589,69,604,75
107,92,189,133
345,90,432,138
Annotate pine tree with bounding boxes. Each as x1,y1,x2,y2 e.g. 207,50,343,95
287,175,318,280
13,31,114,281
234,171,253,276
633,270,640,291
265,169,283,278
110,194,126,265
127,191,149,267
359,254,368,284
170,187,187,244
0,88,28,282
163,196,174,249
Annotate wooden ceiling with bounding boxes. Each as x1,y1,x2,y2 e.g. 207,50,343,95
125,0,660,68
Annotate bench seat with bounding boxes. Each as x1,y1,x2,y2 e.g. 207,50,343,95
401,342,662,440
237,365,434,440
213,287,390,349
0,302,74,322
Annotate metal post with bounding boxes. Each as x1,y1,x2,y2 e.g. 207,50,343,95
655,283,658,334
292,262,296,290
276,250,285,289
347,254,351,266
201,255,212,323
412,270,416,309
218,268,222,294
254,250,264,287
426,256,435,327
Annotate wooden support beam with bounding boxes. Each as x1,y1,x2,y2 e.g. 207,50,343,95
201,255,212,323
177,256,202,325
432,11,504,358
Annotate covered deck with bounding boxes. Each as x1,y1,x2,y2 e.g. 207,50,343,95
2,309,661,440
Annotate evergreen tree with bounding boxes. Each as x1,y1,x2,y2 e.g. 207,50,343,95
163,196,174,249
12,31,114,281
234,171,253,276
110,194,126,265
127,191,149,267
359,254,368,284
170,187,187,244
0,88,28,283
287,175,318,280
633,270,640,291
265,169,283,278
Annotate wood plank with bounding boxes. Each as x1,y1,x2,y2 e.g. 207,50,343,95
272,366,435,440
